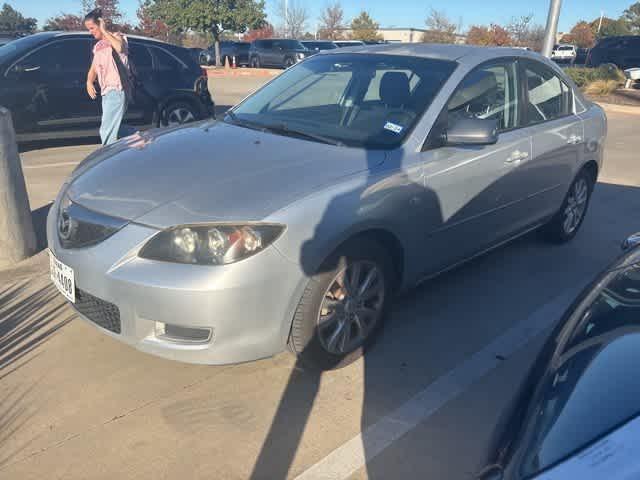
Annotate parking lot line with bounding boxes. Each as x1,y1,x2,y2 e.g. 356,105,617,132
23,161,79,169
294,288,579,480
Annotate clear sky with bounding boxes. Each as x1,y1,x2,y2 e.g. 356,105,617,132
15,0,636,34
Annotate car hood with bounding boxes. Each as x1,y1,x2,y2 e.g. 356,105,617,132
66,120,385,228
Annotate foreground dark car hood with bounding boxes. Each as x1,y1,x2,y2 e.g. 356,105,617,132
66,121,384,227
481,245,640,480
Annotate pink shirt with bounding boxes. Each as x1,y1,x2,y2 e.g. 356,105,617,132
91,34,129,96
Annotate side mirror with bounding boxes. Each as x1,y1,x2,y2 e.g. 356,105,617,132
622,232,640,251
446,117,499,146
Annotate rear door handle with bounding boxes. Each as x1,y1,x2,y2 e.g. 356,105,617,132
505,150,529,164
567,134,582,145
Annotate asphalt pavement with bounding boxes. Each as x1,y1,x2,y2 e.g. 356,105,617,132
3,97,640,479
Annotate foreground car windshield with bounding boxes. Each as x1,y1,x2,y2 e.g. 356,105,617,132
228,53,456,148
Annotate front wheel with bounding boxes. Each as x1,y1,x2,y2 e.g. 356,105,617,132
159,101,198,127
542,169,594,243
288,239,393,370
284,57,295,69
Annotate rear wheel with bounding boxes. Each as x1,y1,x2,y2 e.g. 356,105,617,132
160,100,198,127
542,168,594,243
288,239,393,370
250,56,260,68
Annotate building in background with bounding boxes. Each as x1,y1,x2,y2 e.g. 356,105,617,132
335,27,466,44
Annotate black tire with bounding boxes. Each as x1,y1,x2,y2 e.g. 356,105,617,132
542,168,595,243
288,239,394,371
250,56,260,68
159,100,199,127
284,57,295,69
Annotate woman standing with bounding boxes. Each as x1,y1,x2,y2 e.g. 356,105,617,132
84,9,129,145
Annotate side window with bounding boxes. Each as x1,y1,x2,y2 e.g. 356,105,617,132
18,39,90,74
152,47,185,72
129,43,152,72
525,62,572,124
262,40,273,50
447,61,520,131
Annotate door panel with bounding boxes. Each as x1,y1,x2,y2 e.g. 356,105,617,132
420,129,532,274
126,42,156,126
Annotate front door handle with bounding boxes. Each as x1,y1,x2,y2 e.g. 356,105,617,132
567,134,582,145
505,150,529,164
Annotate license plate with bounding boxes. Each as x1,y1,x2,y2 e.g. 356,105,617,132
49,250,75,303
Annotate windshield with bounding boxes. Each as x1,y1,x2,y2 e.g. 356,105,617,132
277,39,306,50
305,42,338,50
228,53,456,149
519,264,640,479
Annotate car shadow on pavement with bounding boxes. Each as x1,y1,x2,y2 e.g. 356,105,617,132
248,179,640,479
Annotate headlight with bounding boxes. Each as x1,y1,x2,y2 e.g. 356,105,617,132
139,224,284,265
297,52,305,60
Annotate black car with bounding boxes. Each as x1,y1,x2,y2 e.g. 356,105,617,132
199,41,250,67
586,35,640,70
248,39,309,68
479,233,640,480
301,40,338,54
1,31,214,142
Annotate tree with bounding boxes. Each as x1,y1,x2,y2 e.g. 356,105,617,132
243,22,274,41
466,24,512,46
136,0,170,41
43,13,84,31
349,11,382,42
622,2,640,33
561,21,594,48
317,2,344,40
93,0,123,27
147,0,266,66
276,0,308,39
590,17,630,39
0,3,37,33
422,8,457,43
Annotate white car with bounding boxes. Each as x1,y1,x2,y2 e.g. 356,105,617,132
552,44,577,63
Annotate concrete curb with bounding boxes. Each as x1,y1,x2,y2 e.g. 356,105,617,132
205,67,281,78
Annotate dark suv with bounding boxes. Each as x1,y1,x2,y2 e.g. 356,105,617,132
586,35,640,70
249,39,309,68
1,31,214,142
200,41,250,66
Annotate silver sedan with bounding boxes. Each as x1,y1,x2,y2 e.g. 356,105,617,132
48,44,606,370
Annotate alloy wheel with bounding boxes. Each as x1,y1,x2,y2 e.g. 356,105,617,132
166,107,195,126
563,177,589,234
317,261,385,355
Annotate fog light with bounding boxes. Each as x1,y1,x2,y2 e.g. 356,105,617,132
155,321,212,344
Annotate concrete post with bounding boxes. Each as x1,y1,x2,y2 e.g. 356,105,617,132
0,107,36,268
541,0,563,58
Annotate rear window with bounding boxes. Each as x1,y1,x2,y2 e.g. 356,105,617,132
151,47,186,72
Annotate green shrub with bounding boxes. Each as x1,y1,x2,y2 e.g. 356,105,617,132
565,66,625,88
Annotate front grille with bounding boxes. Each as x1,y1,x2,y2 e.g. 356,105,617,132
74,289,121,334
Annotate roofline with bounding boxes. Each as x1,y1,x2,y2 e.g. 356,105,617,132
52,30,172,45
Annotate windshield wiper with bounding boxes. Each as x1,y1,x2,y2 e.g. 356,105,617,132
225,112,343,146
261,122,343,146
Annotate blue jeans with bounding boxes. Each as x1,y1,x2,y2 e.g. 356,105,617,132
100,90,127,145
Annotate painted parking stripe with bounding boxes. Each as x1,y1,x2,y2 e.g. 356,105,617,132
23,161,79,169
294,289,579,480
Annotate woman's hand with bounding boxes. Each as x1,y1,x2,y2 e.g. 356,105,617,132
87,81,97,100
98,17,107,34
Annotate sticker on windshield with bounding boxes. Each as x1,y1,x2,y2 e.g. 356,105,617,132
384,122,403,134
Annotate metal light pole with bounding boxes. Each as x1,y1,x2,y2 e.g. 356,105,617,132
541,0,562,58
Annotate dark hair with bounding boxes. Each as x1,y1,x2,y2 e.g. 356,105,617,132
84,8,102,23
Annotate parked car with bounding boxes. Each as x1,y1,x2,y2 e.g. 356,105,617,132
333,40,366,48
551,44,577,64
586,35,640,70
0,31,19,47
301,40,338,54
1,31,214,142
575,47,589,65
249,38,309,68
479,233,640,480
199,41,250,66
48,44,606,370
